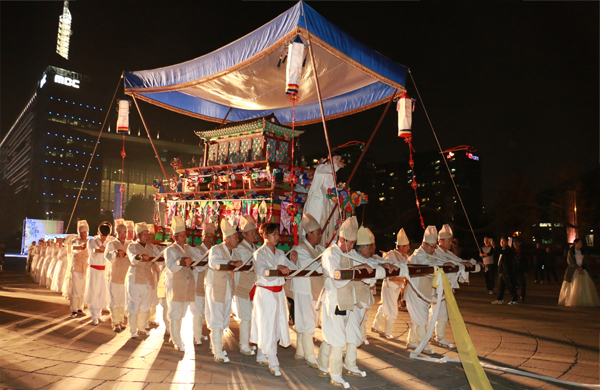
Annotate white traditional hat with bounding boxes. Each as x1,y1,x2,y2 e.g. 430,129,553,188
366,228,376,244
438,224,453,240
220,218,237,238
202,221,216,235
239,215,256,233
148,224,155,235
114,219,126,233
339,216,359,241
125,220,134,231
77,220,89,233
301,213,321,233
171,216,185,235
396,228,410,246
423,225,438,244
135,222,149,235
356,226,372,246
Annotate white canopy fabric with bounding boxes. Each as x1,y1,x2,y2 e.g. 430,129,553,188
124,1,409,126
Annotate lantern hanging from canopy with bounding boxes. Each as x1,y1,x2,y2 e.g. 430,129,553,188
117,98,131,135
285,35,306,101
397,92,414,138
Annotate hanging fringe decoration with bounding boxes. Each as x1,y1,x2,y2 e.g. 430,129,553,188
285,36,306,101
398,92,425,230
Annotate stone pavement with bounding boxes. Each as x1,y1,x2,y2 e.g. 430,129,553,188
0,258,598,390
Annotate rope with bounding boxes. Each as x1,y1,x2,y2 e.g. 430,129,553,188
65,74,123,233
409,70,481,254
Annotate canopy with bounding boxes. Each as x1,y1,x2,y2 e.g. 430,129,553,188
124,1,408,126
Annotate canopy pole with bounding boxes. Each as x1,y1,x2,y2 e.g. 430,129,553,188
409,70,481,254
65,74,123,233
218,107,233,128
132,94,171,183
321,91,396,233
304,22,344,226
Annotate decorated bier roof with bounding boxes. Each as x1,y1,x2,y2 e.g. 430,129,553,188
195,114,304,141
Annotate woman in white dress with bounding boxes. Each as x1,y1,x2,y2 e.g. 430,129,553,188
558,238,599,307
301,151,345,246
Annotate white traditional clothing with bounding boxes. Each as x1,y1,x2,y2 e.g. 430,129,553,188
85,236,114,322
301,162,340,246
165,241,200,350
190,243,210,343
105,238,131,327
206,242,236,360
44,246,59,288
250,244,297,369
126,241,162,336
37,246,52,285
68,238,89,313
51,246,68,293
373,249,409,336
404,246,434,350
232,239,257,354
290,239,324,366
320,243,384,382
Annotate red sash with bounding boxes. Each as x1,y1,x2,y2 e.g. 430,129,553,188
90,265,106,271
249,284,283,301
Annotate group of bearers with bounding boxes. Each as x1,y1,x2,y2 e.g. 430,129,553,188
27,212,476,389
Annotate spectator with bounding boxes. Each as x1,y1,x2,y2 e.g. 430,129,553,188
480,237,496,294
492,236,519,305
558,238,599,307
533,242,546,284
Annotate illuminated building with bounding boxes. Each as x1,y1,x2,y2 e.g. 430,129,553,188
56,1,72,60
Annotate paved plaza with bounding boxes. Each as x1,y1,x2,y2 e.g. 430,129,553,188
0,257,598,390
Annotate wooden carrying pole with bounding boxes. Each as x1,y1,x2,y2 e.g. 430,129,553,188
320,91,398,233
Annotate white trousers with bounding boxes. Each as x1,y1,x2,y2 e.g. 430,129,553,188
293,292,317,334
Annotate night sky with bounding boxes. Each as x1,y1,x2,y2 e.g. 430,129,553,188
1,1,598,209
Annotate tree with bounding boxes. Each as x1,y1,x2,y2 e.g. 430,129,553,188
124,195,154,224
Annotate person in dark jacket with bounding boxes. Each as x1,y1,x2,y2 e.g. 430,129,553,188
545,246,559,284
492,236,519,305
513,238,528,302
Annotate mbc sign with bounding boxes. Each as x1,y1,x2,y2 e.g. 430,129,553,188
54,74,80,89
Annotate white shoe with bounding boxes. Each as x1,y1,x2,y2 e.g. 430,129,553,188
256,360,269,367
431,337,454,348
330,377,350,389
406,342,417,350
270,366,282,377
194,338,202,345
422,346,435,355
175,345,185,352
131,332,139,339
362,339,369,345
306,358,319,369
240,348,255,356
344,365,367,377
214,355,230,363
92,319,99,326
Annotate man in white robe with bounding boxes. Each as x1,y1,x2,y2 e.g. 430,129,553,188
373,228,410,338
430,224,473,348
165,216,199,352
250,223,298,377
105,222,131,332
26,242,37,274
125,220,135,241
51,238,69,293
206,219,242,363
319,217,385,389
68,221,90,318
85,223,115,325
301,152,345,246
126,222,162,338
405,226,438,354
232,215,258,356
189,221,215,345
290,213,324,369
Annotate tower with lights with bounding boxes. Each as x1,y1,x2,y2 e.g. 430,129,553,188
56,1,72,60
